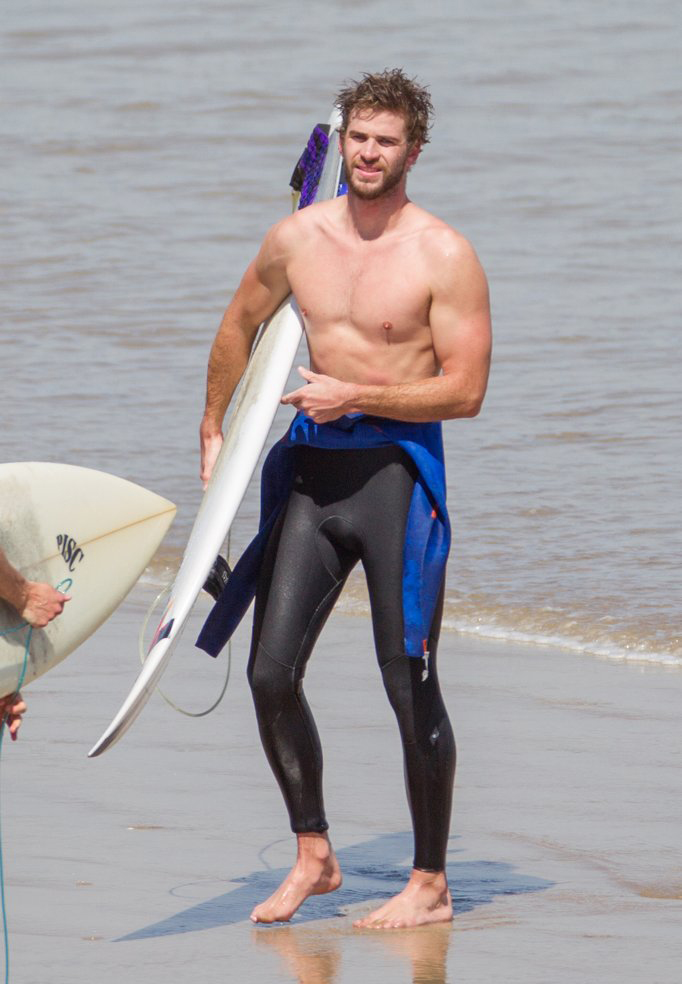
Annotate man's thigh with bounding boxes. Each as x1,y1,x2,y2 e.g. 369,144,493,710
250,491,354,669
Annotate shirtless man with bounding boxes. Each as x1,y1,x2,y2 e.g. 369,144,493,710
199,69,491,929
0,547,70,737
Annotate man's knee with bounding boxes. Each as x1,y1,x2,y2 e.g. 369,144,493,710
248,643,298,709
380,652,449,747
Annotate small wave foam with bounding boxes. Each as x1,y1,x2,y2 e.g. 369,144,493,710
440,612,682,668
137,547,180,589
139,553,682,669
336,577,682,669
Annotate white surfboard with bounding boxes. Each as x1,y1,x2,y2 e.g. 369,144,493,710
0,462,176,698
88,109,345,757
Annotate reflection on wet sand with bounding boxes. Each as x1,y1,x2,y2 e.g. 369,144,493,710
254,921,452,984
254,927,342,984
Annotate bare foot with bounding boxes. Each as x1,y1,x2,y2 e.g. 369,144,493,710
353,868,452,930
251,833,342,924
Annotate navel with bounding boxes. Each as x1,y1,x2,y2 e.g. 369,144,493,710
382,320,393,345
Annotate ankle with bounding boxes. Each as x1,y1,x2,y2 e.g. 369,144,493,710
410,868,448,890
296,832,334,862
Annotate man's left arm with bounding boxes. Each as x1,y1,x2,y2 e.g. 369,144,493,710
282,232,492,423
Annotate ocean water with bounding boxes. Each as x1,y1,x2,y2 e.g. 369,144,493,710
2,0,680,667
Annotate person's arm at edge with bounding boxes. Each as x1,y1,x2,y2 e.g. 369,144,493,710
282,230,492,424
199,220,294,486
0,548,69,629
0,693,27,741
0,548,69,741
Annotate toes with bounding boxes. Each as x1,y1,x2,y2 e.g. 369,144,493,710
353,915,388,930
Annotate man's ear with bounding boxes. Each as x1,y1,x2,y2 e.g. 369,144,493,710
407,142,422,170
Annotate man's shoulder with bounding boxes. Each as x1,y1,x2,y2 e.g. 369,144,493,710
268,198,339,246
408,205,475,258
292,197,343,230
402,210,479,286
405,206,486,294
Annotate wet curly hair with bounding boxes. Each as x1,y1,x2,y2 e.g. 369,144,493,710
335,68,433,146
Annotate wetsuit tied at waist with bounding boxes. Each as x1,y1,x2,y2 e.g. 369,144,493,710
195,412,451,660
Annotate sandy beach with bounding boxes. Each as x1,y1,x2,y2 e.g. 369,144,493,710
4,0,681,980
1,593,679,984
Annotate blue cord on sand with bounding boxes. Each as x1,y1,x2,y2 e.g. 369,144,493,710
0,578,70,984
0,620,31,984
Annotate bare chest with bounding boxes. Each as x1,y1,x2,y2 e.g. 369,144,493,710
287,235,431,342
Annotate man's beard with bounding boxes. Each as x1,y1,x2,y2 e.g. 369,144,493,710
347,148,409,201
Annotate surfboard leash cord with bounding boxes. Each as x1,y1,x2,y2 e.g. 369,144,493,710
138,544,232,718
0,578,71,983
0,619,31,984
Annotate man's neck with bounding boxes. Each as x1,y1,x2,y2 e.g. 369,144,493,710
345,186,411,242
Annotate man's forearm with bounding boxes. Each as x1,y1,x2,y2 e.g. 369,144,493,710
199,306,265,486
201,317,255,436
0,550,26,613
345,372,486,423
202,245,292,437
281,366,489,425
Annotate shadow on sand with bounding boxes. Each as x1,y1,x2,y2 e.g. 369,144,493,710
117,831,552,942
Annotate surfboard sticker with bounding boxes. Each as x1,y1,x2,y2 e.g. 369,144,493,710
151,618,174,648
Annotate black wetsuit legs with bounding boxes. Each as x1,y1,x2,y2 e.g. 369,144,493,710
246,444,456,871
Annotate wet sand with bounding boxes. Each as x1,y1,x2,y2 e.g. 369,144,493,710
2,594,680,983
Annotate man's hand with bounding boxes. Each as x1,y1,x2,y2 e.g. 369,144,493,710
281,367,357,424
22,583,70,629
200,425,224,489
0,692,26,741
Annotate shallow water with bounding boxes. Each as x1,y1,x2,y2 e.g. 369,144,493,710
3,0,680,666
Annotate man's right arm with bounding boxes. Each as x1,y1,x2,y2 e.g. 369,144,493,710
199,220,293,486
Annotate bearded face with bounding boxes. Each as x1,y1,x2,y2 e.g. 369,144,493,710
346,143,411,200
341,109,419,202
